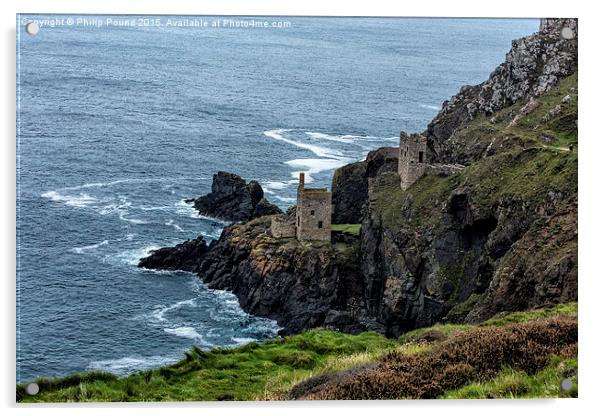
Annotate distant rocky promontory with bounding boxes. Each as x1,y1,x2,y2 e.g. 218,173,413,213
187,171,281,222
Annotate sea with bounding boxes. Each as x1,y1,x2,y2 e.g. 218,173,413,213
16,15,539,382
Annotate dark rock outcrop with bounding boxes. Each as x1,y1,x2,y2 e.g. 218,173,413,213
331,147,398,224
141,216,368,334
331,162,367,224
196,217,367,335
427,18,578,164
190,171,281,222
360,146,577,336
138,236,209,272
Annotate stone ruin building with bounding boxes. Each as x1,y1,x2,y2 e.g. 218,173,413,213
398,131,464,190
271,172,332,241
271,131,464,241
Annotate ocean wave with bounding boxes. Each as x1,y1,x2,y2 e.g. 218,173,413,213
163,326,212,346
41,190,99,208
285,158,350,183
275,196,296,203
305,131,355,144
230,337,258,346
262,180,289,195
106,245,162,266
165,219,185,232
118,214,149,225
150,299,197,322
88,355,178,376
60,176,209,192
196,214,231,226
264,129,343,159
305,130,398,143
71,240,109,254
419,104,440,111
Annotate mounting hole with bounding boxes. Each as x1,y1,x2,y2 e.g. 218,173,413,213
560,27,575,40
25,382,39,395
25,21,40,36
560,378,573,391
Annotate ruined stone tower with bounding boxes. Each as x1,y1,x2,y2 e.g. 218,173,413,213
398,131,427,190
295,173,332,241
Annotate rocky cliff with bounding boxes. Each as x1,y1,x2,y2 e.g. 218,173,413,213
140,18,577,338
427,18,577,164
141,216,369,334
331,147,398,224
188,171,281,222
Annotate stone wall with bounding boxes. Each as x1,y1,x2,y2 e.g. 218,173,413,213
424,163,464,177
296,189,332,241
271,215,296,238
398,132,428,190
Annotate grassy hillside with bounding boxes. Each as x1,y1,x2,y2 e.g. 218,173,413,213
17,303,577,402
370,73,578,232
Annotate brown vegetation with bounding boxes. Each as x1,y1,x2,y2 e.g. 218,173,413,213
290,317,577,400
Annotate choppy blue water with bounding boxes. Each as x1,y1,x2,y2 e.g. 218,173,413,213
16,15,539,382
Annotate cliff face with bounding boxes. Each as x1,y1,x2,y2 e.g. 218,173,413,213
427,18,577,164
331,147,398,224
324,18,578,336
141,216,368,335
201,217,370,334
361,142,577,335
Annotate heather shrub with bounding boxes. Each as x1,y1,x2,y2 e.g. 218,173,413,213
295,317,577,400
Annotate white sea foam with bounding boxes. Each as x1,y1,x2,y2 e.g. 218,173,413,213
175,200,198,220
306,130,397,143
41,191,98,207
150,299,196,322
264,129,342,159
107,245,162,266
88,355,177,375
173,199,228,223
230,337,258,346
275,196,296,203
119,215,149,225
165,219,185,232
420,104,440,111
262,180,289,195
305,131,355,144
71,240,109,254
285,158,350,183
264,181,288,190
164,326,205,341
61,176,208,192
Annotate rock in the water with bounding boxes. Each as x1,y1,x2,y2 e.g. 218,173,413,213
138,236,208,272
191,171,281,222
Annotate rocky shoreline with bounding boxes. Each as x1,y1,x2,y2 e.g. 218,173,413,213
139,18,578,338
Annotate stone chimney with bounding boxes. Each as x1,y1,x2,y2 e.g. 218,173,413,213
299,172,305,190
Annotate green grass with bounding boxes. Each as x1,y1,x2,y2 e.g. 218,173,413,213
368,73,577,234
370,143,576,233
331,223,361,236
447,73,578,159
17,329,396,402
18,303,577,402
399,302,577,343
442,356,578,399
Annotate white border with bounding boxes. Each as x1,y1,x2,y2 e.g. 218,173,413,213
2,1,600,416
